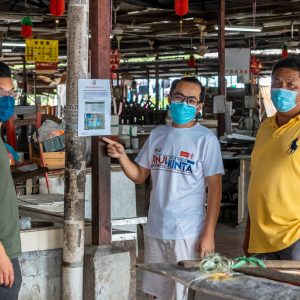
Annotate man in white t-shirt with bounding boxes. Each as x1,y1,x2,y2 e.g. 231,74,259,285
104,77,224,300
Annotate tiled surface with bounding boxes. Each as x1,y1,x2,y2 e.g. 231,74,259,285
20,228,63,252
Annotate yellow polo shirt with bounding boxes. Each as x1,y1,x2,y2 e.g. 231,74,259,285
248,114,300,253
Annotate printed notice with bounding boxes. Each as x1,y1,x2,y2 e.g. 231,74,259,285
78,79,111,136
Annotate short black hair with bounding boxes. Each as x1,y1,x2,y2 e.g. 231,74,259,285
170,77,203,102
272,57,300,77
0,61,11,78
169,79,180,96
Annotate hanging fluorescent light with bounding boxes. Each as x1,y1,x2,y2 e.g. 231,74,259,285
214,25,262,32
0,14,43,22
2,41,26,47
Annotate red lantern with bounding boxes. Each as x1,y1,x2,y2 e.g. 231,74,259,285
110,49,121,72
49,0,65,17
110,64,117,72
21,25,32,38
175,0,189,17
188,54,196,68
21,17,32,38
250,56,262,75
282,44,288,59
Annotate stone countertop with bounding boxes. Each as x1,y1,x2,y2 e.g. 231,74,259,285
18,193,146,253
138,263,300,300
20,222,137,253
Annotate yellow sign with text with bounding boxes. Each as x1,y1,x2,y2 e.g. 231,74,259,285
25,39,58,63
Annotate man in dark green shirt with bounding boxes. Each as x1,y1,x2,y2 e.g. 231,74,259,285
0,61,22,299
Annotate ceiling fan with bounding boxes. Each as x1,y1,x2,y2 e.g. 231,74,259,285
111,3,152,38
285,21,299,48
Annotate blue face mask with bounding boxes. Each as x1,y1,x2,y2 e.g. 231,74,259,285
0,96,15,122
170,102,197,125
271,88,298,112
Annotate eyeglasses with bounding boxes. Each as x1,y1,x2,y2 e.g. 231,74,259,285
0,88,17,98
171,93,200,107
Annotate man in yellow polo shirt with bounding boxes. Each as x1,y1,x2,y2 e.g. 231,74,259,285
244,57,300,259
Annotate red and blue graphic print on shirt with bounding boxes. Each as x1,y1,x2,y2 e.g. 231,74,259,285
151,150,195,175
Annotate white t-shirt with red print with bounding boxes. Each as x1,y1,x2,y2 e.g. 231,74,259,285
135,123,224,240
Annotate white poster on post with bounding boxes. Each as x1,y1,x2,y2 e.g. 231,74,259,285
78,79,111,136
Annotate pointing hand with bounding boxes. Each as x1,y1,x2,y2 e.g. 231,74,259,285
103,137,125,159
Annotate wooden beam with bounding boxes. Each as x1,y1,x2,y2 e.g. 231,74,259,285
90,0,112,246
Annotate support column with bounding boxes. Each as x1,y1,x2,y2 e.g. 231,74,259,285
62,1,89,299
90,0,112,246
217,0,226,137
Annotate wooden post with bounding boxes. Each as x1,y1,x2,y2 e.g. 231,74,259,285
90,0,112,246
62,0,89,299
217,0,226,137
22,56,27,105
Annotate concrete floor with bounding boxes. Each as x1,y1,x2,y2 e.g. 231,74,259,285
135,184,245,299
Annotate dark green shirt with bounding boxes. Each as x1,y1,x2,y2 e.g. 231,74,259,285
0,138,21,258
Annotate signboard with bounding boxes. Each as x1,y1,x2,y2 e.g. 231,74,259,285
35,62,58,74
225,48,250,81
78,79,111,137
25,39,58,63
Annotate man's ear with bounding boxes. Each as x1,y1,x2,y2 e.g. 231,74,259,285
197,102,204,113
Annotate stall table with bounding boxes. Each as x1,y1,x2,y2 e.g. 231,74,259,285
138,263,300,300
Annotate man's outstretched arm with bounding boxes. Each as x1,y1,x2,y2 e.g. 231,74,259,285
103,137,150,184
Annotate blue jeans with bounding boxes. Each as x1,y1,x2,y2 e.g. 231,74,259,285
0,258,22,300
254,239,300,260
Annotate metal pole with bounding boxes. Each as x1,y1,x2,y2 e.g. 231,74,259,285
155,52,160,124
62,0,89,299
217,0,226,137
90,0,112,246
17,56,28,151
147,67,150,102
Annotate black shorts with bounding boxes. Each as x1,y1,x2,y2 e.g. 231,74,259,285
0,258,22,300
254,239,300,260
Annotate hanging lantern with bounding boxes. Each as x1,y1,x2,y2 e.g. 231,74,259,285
250,56,262,75
188,54,196,68
174,0,189,33
175,0,189,17
21,17,33,38
49,0,65,17
282,44,288,59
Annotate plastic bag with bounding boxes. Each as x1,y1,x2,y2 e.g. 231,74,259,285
32,120,64,142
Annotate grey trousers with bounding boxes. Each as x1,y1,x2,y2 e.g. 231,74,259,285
254,239,300,260
0,258,22,300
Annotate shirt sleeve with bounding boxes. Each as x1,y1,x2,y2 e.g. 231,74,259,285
202,135,224,177
134,137,151,169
